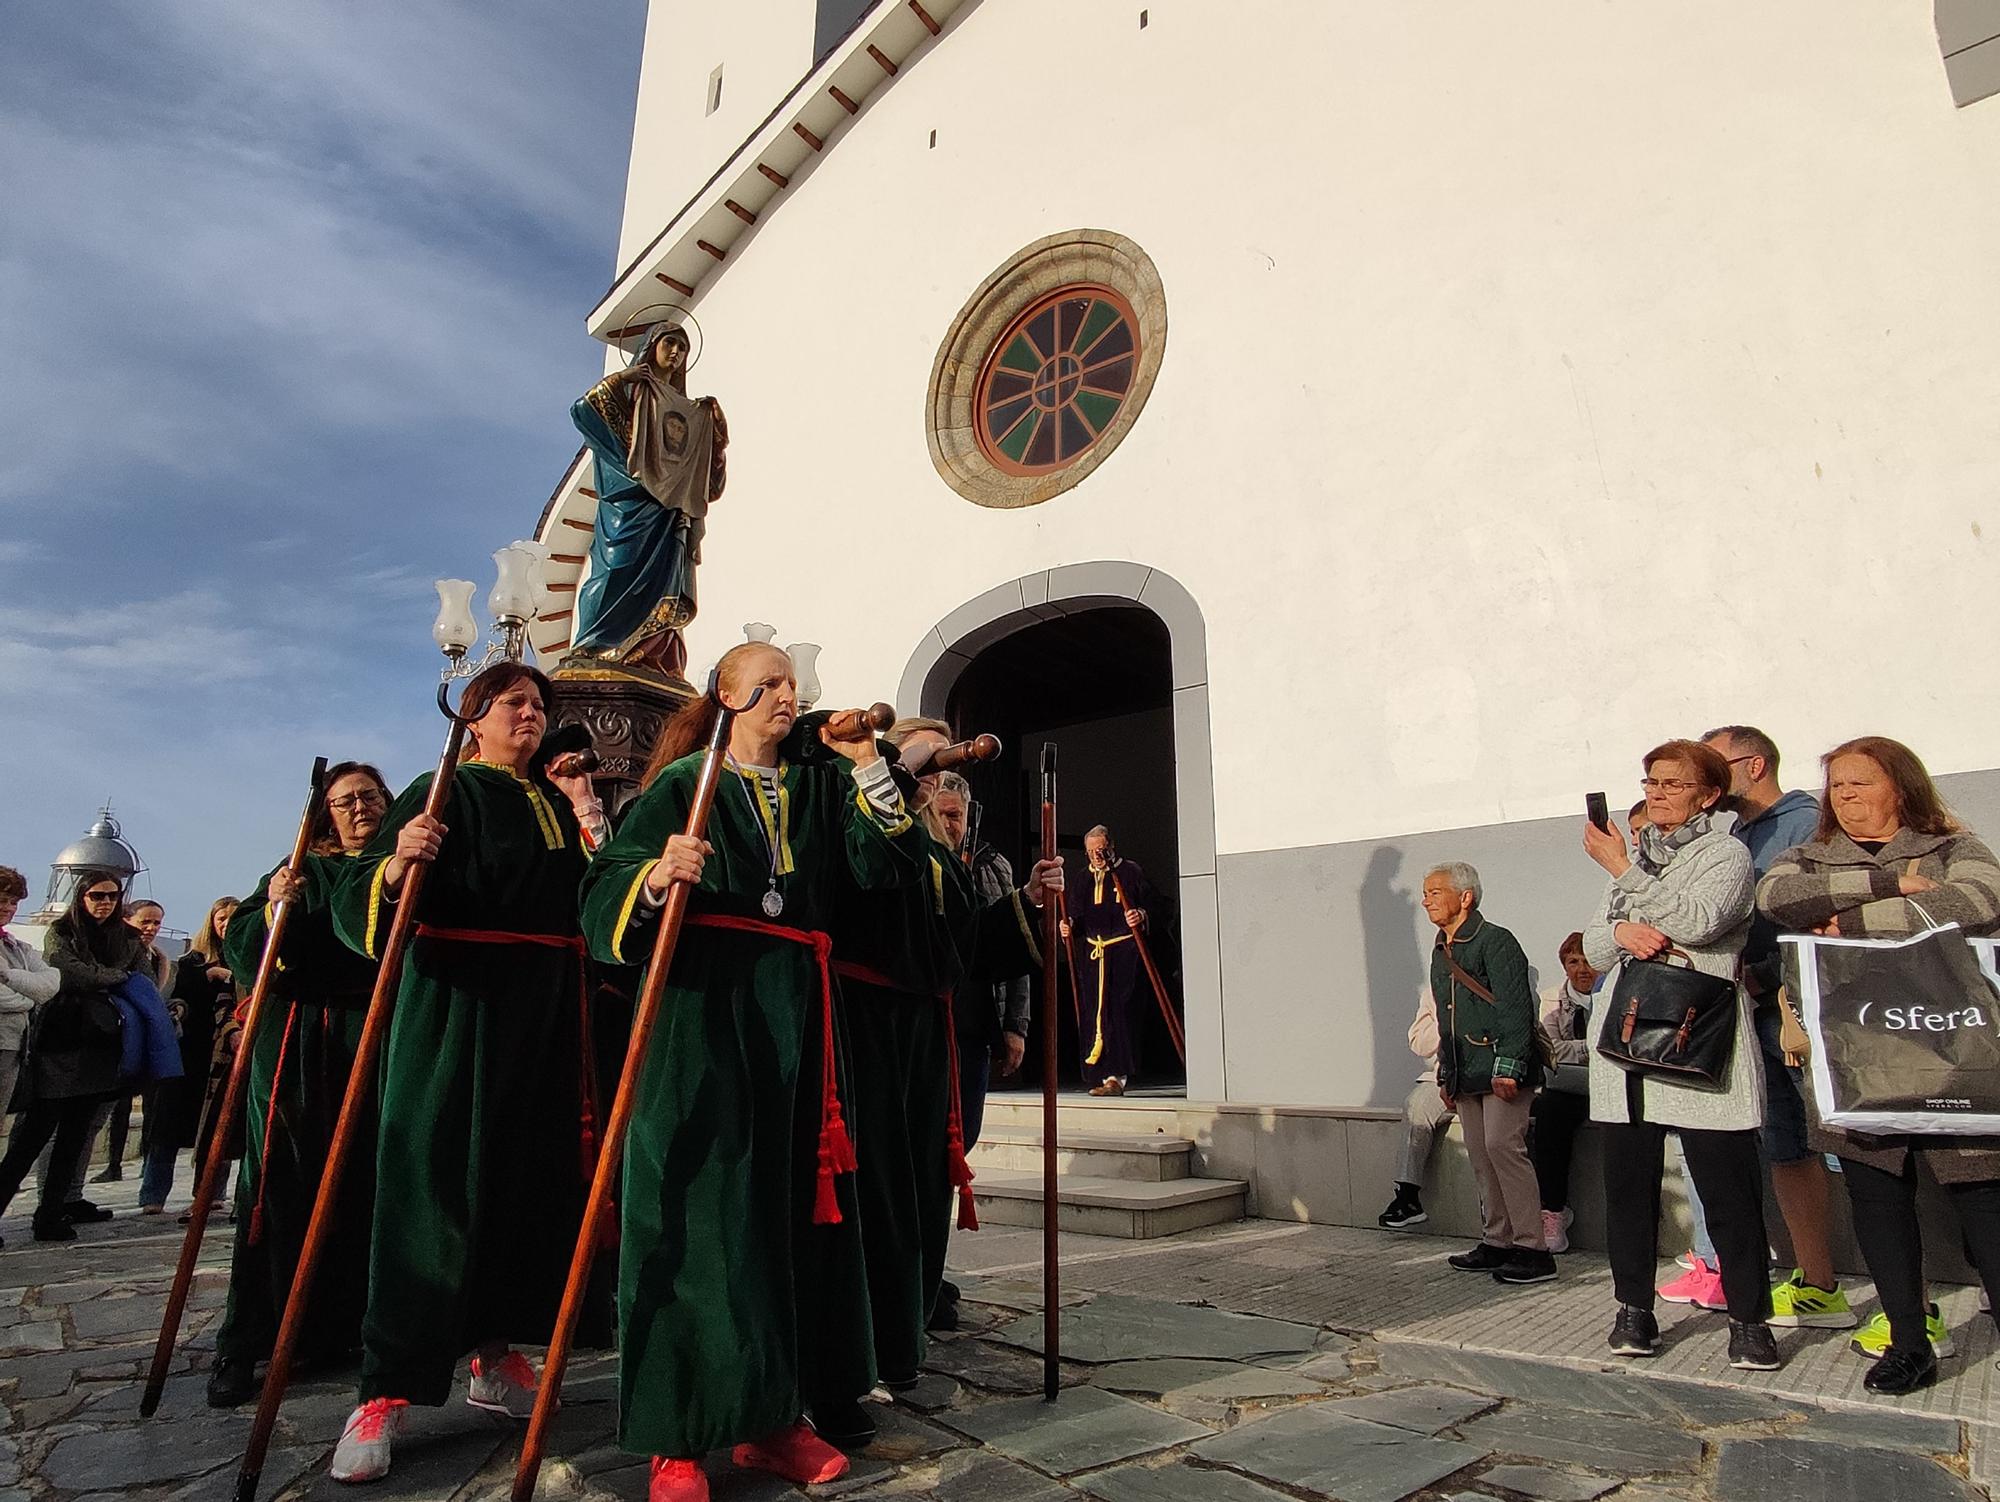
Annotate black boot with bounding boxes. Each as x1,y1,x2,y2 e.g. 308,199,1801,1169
811,1397,877,1449
206,1356,261,1408
32,1214,77,1243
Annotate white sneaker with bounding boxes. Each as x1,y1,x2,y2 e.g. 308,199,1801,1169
468,1350,543,1420
331,1398,407,1483
1541,1207,1573,1255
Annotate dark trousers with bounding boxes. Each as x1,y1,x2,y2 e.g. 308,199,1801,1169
104,1089,135,1165
1602,1121,1771,1321
958,1034,991,1151
1530,1090,1589,1212
1841,1157,2000,1356
0,1098,102,1222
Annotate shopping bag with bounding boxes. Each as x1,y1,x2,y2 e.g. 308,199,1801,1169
1782,921,2000,1134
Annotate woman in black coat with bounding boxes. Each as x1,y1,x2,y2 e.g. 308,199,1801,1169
0,869,144,1244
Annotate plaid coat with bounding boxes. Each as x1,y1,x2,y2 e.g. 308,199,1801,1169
1758,826,2000,1182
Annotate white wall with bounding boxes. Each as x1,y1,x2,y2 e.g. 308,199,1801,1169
617,0,2000,1027
616,0,818,269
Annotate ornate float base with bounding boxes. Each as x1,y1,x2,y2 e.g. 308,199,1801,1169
549,670,694,814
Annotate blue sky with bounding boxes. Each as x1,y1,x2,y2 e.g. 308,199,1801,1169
0,1,647,932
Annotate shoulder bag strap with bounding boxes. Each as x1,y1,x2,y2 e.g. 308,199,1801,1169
1440,945,1495,1004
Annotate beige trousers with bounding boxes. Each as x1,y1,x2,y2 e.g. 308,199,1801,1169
1457,1088,1545,1251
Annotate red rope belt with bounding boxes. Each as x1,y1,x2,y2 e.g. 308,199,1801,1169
687,913,856,1225
414,925,602,1196
832,959,978,1231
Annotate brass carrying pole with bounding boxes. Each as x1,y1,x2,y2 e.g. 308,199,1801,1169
1107,866,1185,1063
510,682,752,1502
232,717,468,1502
141,756,327,1417
1039,743,1062,1402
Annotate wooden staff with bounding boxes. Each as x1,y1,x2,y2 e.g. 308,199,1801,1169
1108,866,1186,1063
510,684,753,1502
1052,889,1085,1037
141,757,327,1418
927,732,1001,772
233,717,468,1502
1039,743,1062,1403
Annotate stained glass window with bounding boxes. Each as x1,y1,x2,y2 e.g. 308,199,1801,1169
975,286,1141,475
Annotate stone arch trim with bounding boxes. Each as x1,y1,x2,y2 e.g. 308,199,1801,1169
900,561,1226,1099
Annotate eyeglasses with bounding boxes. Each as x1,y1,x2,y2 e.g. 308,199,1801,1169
1722,754,1757,767
328,790,387,812
83,890,121,903
1640,778,1702,794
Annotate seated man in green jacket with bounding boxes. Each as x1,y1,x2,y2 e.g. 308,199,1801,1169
1422,862,1553,1286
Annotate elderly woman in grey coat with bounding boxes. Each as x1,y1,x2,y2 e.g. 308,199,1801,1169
1757,735,2000,1396
1582,739,1777,1370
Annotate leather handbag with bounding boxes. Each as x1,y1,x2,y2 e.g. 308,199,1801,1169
1595,947,1738,1091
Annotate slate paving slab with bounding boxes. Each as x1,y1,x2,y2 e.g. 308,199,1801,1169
38,1418,247,1491
1475,1462,1622,1500
945,1387,1212,1477
990,1294,1318,1364
1192,1406,1487,1502
926,1450,1078,1501
1089,1358,1324,1403
1711,1435,1982,1502
70,1296,172,1343
1789,1402,1963,1457
867,1406,963,1464
895,1373,963,1414
1321,1384,1500,1436
1457,1407,1704,1478
1079,1459,1299,1502
0,1320,62,1356
924,1338,1079,1395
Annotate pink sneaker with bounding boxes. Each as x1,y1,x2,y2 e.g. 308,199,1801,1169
1542,1208,1573,1255
733,1422,849,1485
1658,1255,1727,1310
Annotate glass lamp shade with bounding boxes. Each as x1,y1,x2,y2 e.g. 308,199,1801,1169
488,542,544,623
432,580,479,655
788,642,823,711
742,622,777,644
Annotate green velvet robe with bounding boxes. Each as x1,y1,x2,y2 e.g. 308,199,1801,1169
834,845,1044,1384
331,761,594,1406
578,755,926,1459
214,851,381,1369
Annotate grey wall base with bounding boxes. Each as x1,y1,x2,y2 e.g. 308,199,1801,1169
1217,767,2000,1109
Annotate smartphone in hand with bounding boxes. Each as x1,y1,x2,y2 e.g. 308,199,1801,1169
1585,791,1611,831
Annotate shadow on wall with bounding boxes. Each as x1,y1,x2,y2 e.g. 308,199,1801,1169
1358,846,1424,1103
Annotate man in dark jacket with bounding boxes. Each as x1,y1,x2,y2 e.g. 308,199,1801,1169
1423,862,1553,1285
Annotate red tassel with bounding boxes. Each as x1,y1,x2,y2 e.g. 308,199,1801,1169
813,1143,843,1225
823,1105,857,1175
956,1187,979,1231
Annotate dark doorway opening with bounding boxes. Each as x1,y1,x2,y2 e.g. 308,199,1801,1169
944,605,1186,1096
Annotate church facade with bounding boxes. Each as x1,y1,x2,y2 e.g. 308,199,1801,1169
538,0,2000,1113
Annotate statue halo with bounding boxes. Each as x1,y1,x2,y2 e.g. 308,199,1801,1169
615,302,705,372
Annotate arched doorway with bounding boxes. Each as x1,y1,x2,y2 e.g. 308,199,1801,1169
901,562,1222,1100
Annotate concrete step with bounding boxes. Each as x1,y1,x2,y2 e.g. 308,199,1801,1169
967,1129,1190,1181
969,1170,1247,1239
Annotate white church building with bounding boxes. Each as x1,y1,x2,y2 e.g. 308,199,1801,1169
536,1,2000,1236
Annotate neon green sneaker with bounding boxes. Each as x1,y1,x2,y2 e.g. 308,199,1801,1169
1768,1269,1857,1329
1849,1304,1954,1360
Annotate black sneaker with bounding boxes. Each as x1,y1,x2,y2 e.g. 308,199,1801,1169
1447,1243,1511,1272
810,1398,877,1449
1379,1191,1428,1230
206,1356,261,1409
63,1200,113,1224
1493,1250,1558,1286
1864,1344,1939,1394
91,1164,123,1184
927,1300,960,1332
31,1216,77,1243
1728,1321,1782,1372
939,1278,962,1306
1608,1304,1659,1357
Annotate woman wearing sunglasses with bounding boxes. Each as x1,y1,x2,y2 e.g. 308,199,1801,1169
0,870,147,1244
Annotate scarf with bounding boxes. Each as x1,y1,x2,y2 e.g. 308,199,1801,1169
1608,811,1713,920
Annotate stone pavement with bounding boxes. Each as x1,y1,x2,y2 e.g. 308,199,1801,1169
3,1177,1995,1501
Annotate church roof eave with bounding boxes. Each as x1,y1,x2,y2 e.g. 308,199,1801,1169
586,0,970,344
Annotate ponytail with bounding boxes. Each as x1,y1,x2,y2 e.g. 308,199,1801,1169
642,695,721,787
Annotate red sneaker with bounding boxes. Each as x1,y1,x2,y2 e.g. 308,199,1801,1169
649,1457,710,1502
732,1421,849,1485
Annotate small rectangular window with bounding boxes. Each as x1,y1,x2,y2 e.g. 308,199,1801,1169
1139,9,1149,27
706,65,724,116
929,128,938,148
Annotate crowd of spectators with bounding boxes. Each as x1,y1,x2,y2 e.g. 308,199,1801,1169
1381,727,2000,1392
